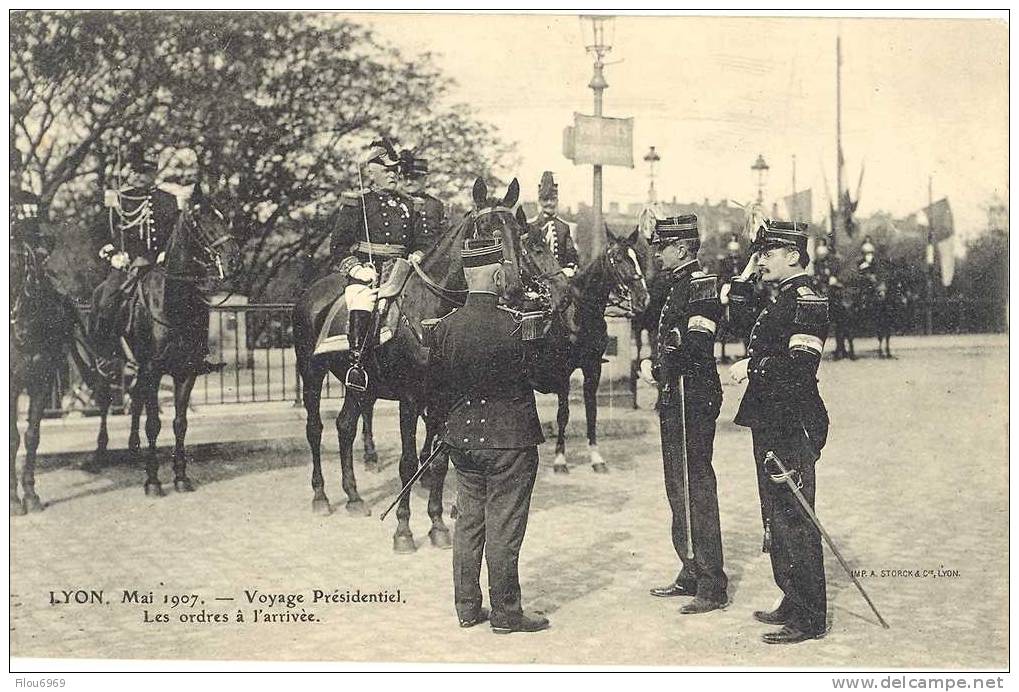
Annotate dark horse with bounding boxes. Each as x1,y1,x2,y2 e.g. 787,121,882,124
830,270,903,360
10,242,106,515
523,228,650,474
88,204,240,494
292,178,527,553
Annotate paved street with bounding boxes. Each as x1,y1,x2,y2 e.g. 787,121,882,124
10,334,1008,667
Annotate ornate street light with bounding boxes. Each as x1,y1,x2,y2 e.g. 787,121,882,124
751,154,770,204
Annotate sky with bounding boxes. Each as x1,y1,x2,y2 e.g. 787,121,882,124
352,12,1007,244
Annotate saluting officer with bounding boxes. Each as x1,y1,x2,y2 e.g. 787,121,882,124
92,145,180,369
640,215,728,615
398,148,446,249
325,137,428,389
430,238,549,635
728,220,831,645
528,171,579,278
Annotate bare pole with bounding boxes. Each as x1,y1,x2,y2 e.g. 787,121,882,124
926,175,934,335
792,154,798,219
834,35,843,251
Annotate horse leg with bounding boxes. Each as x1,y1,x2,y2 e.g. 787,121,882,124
302,366,332,515
583,360,607,474
335,395,368,516
422,413,451,549
171,374,197,492
553,382,571,474
392,400,419,553
21,377,51,513
10,384,24,516
630,326,642,409
89,381,112,471
361,395,380,473
136,375,163,496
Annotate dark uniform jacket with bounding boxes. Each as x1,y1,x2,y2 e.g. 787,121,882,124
10,187,43,249
528,213,579,271
112,186,179,264
730,273,830,453
431,293,545,450
653,260,723,417
408,190,445,251
330,189,427,276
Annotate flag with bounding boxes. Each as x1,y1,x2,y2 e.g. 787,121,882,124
783,189,812,222
923,198,954,242
937,236,955,287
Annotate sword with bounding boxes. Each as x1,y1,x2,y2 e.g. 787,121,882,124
676,375,695,560
379,441,448,522
764,451,890,629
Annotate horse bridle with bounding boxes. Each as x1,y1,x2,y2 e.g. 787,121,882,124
605,245,647,318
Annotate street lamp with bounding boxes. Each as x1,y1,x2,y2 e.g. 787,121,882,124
580,14,615,258
643,145,660,204
751,154,770,205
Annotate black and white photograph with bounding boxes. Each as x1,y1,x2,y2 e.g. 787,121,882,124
8,8,1010,679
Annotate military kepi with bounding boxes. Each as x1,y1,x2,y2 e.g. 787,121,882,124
462,238,504,268
755,219,809,254
538,171,558,201
651,214,699,244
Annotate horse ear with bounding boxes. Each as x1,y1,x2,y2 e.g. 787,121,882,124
626,227,640,245
515,206,527,227
503,178,520,208
472,178,488,208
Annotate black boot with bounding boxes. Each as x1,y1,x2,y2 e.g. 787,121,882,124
345,311,371,391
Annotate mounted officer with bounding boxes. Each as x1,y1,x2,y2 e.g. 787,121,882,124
728,220,830,645
431,237,549,635
640,214,728,616
527,171,579,279
92,145,179,376
10,147,48,274
398,148,446,249
321,137,428,390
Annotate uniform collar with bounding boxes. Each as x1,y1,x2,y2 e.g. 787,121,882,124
671,259,700,277
465,291,500,306
778,271,812,292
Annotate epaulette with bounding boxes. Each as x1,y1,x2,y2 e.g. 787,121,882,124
339,191,363,208
689,274,719,303
795,294,829,326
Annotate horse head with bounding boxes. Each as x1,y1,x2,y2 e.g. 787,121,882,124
165,200,240,286
605,228,650,316
463,177,524,304
513,205,572,313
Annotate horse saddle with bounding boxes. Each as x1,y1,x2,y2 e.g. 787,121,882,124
313,258,415,356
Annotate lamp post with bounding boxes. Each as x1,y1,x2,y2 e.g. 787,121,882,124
581,14,614,259
643,145,660,204
751,154,770,205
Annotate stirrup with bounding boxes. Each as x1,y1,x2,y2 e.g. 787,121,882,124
345,364,368,392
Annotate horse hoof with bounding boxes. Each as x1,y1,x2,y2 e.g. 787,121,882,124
312,497,334,516
553,465,570,475
10,498,26,517
23,494,44,513
393,533,417,554
144,482,165,497
429,527,452,549
592,462,609,474
174,478,195,493
346,500,371,517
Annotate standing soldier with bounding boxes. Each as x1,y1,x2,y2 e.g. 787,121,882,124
640,215,728,615
528,171,579,278
717,233,743,363
728,220,830,644
431,238,549,634
321,138,428,390
92,145,181,376
398,148,446,250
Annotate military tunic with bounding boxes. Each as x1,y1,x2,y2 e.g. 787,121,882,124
528,213,579,272
330,189,426,276
653,259,727,602
430,292,544,626
730,272,830,635
111,186,180,264
408,190,446,251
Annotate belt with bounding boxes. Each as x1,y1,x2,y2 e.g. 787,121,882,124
355,241,407,258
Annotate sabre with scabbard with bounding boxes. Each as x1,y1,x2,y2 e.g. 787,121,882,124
764,451,890,629
380,439,448,522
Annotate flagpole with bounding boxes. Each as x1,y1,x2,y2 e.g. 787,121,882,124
925,175,934,336
834,34,842,252
792,154,797,219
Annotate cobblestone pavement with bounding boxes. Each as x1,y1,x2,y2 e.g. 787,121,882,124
10,334,1007,667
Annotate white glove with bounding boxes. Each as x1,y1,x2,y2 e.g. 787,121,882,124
110,251,130,270
729,358,750,384
349,264,378,283
737,253,760,281
639,358,656,384
562,266,577,279
156,251,166,264
99,243,116,260
408,251,424,264
719,282,731,305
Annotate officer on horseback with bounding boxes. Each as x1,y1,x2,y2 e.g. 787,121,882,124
398,148,446,248
527,171,579,279
324,137,428,390
10,147,48,263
